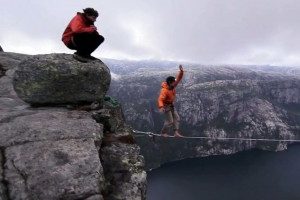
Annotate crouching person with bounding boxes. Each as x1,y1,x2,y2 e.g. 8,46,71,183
62,8,104,62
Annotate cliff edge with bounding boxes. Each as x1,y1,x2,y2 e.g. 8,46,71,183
0,52,146,200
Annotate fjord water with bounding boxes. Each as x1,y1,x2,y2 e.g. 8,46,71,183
147,144,300,200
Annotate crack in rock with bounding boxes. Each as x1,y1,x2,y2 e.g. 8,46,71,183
0,148,9,200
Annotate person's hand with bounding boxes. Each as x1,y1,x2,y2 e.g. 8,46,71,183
159,107,165,113
179,65,184,71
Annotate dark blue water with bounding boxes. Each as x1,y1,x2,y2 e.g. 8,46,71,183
147,145,300,200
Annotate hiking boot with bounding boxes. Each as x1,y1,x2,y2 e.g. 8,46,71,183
87,55,99,60
73,53,90,63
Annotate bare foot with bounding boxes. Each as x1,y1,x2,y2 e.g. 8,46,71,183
174,131,184,137
161,133,169,137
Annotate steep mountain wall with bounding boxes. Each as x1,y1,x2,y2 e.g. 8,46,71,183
107,60,300,169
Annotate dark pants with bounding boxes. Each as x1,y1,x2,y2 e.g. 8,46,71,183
68,32,104,56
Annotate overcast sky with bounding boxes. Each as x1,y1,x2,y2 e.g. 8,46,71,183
1,0,300,66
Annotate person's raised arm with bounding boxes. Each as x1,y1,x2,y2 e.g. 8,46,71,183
174,65,184,87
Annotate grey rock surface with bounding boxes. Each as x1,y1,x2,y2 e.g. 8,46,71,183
0,52,29,73
101,143,147,200
5,139,104,200
0,109,103,147
97,100,147,200
0,150,7,200
0,53,147,200
85,195,104,200
13,54,111,105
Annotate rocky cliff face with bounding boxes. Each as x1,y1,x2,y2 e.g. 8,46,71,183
107,60,300,170
0,53,146,200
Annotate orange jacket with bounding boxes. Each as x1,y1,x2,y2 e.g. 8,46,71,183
62,13,97,45
157,70,184,108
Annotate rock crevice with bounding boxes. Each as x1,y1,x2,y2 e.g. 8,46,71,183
92,100,147,200
0,148,9,200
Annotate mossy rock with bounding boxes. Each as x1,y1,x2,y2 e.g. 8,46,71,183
13,54,111,105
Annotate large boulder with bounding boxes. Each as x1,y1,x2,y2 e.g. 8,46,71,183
0,45,3,52
13,54,111,105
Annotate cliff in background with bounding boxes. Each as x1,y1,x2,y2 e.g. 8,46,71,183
0,52,146,200
107,59,300,170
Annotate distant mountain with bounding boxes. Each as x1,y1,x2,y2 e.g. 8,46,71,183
238,65,300,77
106,59,300,169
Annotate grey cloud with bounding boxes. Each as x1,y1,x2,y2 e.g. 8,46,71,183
1,0,300,66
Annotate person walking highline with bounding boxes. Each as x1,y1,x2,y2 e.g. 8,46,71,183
158,65,184,137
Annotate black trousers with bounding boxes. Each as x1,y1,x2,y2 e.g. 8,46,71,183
68,32,104,56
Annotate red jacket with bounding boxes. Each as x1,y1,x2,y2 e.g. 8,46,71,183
158,70,184,108
62,13,97,45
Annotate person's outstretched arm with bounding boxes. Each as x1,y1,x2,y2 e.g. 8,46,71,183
174,65,184,87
